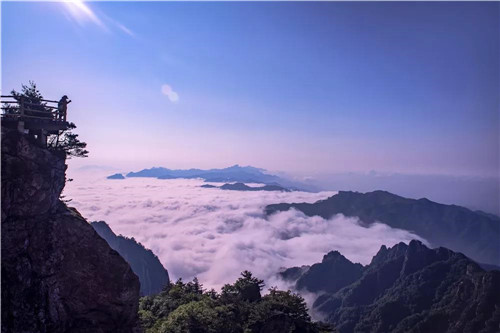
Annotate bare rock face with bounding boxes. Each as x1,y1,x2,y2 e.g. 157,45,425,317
1,127,140,333
1,129,66,220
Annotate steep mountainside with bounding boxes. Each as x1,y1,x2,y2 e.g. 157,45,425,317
91,221,170,296
266,190,500,266
283,240,500,333
1,128,140,333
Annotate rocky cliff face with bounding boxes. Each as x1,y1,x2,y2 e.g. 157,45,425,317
1,128,140,333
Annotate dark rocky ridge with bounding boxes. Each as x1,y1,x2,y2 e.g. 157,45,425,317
266,190,500,266
91,221,170,296
1,128,140,332
282,240,500,333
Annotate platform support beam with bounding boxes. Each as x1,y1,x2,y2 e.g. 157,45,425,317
38,130,47,147
17,121,25,133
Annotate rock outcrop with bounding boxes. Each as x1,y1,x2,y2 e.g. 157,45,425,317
281,251,364,294
91,221,170,296
1,127,140,333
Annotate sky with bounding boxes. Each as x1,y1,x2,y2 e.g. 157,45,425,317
2,1,499,178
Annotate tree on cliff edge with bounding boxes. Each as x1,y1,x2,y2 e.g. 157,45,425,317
9,82,89,158
47,121,89,159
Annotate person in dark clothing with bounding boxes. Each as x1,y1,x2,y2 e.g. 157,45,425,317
57,95,71,120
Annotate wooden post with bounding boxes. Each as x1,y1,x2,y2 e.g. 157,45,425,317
17,121,25,133
19,96,25,117
18,96,25,133
39,130,47,147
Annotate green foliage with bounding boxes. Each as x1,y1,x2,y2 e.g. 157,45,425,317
12,81,44,104
139,271,332,333
7,81,48,115
259,288,311,322
160,300,240,333
221,270,264,303
47,122,89,158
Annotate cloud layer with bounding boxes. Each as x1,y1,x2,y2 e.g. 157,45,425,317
64,176,424,290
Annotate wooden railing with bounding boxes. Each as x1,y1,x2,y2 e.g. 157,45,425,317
1,95,67,122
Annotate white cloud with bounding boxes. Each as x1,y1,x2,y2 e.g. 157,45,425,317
63,177,425,291
161,84,179,103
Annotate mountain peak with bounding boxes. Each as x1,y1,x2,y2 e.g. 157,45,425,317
322,250,349,263
290,250,364,294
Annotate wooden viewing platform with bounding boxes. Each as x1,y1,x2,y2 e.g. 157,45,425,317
1,95,71,145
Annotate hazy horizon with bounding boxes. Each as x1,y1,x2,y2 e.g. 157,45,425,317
68,163,500,216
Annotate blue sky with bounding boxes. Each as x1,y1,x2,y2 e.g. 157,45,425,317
2,1,499,177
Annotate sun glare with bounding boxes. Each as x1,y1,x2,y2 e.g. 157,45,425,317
63,0,103,27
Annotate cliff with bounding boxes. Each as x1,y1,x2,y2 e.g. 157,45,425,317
91,221,170,296
1,127,140,332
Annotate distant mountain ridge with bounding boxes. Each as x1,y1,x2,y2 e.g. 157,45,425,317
200,182,290,192
126,165,279,182
118,165,315,191
266,190,500,266
107,173,125,179
91,221,169,296
281,240,500,333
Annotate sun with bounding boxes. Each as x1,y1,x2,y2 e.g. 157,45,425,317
62,0,103,27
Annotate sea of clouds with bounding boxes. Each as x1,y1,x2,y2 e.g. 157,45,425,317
64,175,425,291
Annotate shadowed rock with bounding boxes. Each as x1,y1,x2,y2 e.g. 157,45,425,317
1,127,140,333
